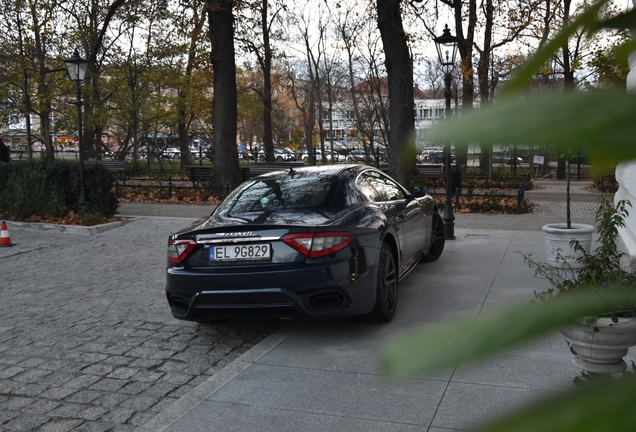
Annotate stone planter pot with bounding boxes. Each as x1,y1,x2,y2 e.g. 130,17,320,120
559,317,636,374
542,223,594,269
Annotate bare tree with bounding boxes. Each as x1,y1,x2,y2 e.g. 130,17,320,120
175,0,209,168
236,0,287,162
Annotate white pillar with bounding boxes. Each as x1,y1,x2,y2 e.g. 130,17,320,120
615,0,636,270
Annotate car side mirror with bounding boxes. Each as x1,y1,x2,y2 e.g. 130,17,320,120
411,185,426,198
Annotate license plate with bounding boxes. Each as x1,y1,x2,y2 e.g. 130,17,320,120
210,244,271,261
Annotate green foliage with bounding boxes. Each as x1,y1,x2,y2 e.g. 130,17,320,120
0,160,117,219
429,91,636,176
586,45,630,90
0,165,66,219
427,0,636,176
524,197,636,319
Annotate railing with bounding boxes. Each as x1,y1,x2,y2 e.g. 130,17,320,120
114,176,231,199
428,184,526,214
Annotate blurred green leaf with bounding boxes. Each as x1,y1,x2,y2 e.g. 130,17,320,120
428,91,636,175
382,292,632,376
597,9,636,31
474,377,636,432
616,39,636,63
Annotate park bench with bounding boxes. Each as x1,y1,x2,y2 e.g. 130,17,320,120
241,162,305,181
93,160,126,177
416,164,444,179
186,165,214,187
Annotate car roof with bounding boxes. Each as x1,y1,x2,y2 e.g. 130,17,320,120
252,164,370,180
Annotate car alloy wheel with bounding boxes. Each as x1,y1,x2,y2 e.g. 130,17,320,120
371,243,398,322
422,211,445,262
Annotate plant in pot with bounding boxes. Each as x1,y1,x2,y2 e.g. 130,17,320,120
525,196,636,374
541,152,594,268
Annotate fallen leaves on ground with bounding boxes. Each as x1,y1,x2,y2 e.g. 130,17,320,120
118,188,221,204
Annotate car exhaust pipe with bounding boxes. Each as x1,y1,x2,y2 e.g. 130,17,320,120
170,297,189,311
309,293,344,310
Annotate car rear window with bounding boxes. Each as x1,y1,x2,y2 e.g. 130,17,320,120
217,173,342,216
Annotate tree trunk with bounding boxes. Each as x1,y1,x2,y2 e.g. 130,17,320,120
178,4,207,169
377,0,415,186
208,0,241,189
477,0,493,177
34,28,53,163
452,0,476,173
558,0,573,180
262,0,275,162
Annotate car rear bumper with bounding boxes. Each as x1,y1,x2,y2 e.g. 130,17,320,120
165,255,378,321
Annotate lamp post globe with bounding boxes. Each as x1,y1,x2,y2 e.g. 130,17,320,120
63,49,89,207
434,25,459,240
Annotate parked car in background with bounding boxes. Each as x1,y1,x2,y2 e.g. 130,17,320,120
160,147,181,159
492,153,523,165
159,146,201,160
165,164,445,323
257,148,295,162
237,149,255,161
295,149,308,160
346,149,366,163
189,146,202,159
346,149,387,164
422,152,456,165
294,148,343,163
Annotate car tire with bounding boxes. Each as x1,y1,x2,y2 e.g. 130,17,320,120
422,211,445,262
276,156,283,162
370,243,398,322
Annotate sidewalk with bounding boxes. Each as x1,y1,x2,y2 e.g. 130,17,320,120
132,181,626,431
142,227,633,432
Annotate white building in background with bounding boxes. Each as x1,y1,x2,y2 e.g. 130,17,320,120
615,19,636,269
414,98,447,133
320,86,446,150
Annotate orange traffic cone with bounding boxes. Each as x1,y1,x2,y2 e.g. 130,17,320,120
0,221,13,247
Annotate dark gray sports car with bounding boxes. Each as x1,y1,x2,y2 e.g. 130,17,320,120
166,164,444,322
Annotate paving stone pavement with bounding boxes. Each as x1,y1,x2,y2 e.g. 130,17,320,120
530,180,603,218
0,218,280,431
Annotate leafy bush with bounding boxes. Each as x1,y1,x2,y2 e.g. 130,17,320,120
524,197,636,319
0,159,118,220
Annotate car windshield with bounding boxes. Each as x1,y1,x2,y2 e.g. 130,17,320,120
217,172,342,217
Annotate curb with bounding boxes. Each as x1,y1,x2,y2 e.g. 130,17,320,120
140,323,300,432
6,218,132,236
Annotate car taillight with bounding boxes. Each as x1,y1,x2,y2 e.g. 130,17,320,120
282,232,353,258
167,239,200,264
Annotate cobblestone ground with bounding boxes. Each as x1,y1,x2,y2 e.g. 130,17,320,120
530,181,602,218
530,181,598,194
0,218,280,431
531,200,599,218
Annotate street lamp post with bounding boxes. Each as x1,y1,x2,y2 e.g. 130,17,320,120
63,49,89,207
434,25,459,240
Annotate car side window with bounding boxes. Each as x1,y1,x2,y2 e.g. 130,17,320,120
357,171,406,203
357,173,381,202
